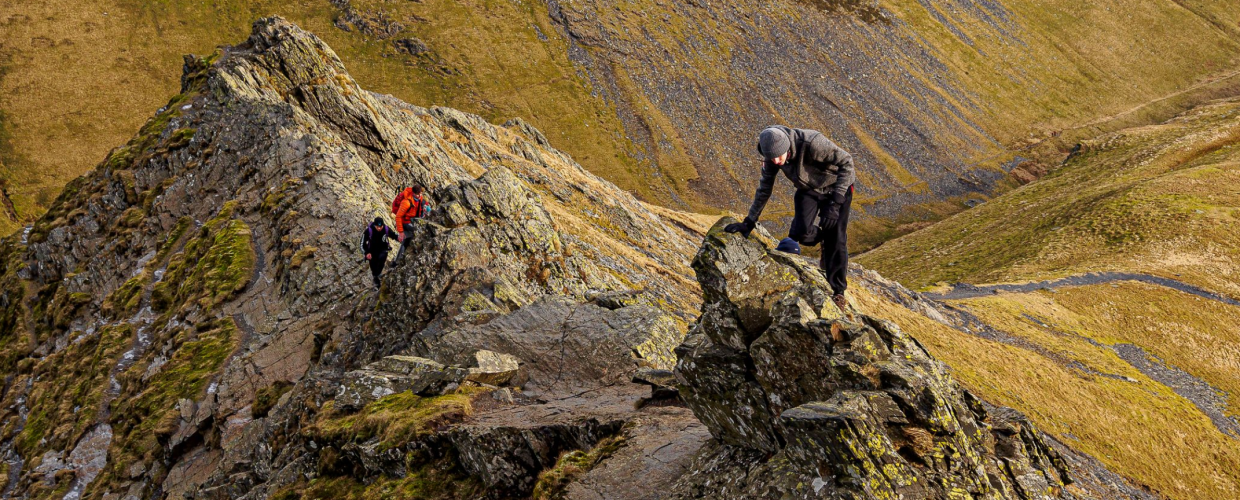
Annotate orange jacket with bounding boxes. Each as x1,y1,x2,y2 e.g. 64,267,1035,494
394,189,423,232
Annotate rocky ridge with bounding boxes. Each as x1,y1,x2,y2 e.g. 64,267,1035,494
0,17,706,499
0,17,1154,500
670,220,1072,499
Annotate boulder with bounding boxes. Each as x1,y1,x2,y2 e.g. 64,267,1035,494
670,218,1072,499
335,355,467,411
464,350,522,386
412,297,684,395
632,367,681,407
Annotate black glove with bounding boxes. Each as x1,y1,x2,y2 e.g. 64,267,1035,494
724,220,755,237
820,192,847,231
820,204,841,231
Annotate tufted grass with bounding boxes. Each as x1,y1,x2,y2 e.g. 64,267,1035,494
309,388,482,451
3,0,1240,244
853,285,1240,500
859,97,1240,294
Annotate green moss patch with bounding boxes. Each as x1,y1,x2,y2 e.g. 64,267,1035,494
309,389,479,451
272,458,483,500
153,203,255,313
532,434,628,500
14,324,132,458
109,318,237,463
253,381,294,419
104,271,150,319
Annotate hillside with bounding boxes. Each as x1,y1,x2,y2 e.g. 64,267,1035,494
3,0,1240,242
857,97,1240,498
0,18,1174,499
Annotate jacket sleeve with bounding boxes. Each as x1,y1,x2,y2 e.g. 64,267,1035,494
808,136,855,199
394,201,411,232
386,227,399,241
744,160,781,224
361,230,371,253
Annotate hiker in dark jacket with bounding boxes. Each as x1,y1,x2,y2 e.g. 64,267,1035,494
362,217,399,288
725,126,856,310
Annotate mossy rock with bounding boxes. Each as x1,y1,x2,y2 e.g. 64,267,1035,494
109,318,237,465
154,203,255,313
166,127,196,150
253,381,295,419
531,434,628,500
309,389,480,451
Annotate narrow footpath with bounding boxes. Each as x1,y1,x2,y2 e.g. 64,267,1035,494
923,271,1240,307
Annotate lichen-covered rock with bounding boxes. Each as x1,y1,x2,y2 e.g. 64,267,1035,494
411,296,684,395
464,350,521,386
671,218,1072,499
335,355,468,410
445,418,623,493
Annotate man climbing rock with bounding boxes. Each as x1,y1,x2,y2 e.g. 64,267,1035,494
362,217,399,288
393,185,430,260
725,125,856,310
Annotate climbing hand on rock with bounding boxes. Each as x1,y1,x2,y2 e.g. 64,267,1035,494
724,220,755,237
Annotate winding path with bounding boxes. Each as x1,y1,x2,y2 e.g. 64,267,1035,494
923,271,1240,307
897,271,1240,438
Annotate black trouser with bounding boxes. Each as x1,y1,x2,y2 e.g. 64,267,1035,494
395,222,415,261
788,186,852,295
369,252,388,286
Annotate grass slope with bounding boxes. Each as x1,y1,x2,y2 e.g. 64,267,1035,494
2,0,1240,239
857,97,1240,499
855,286,1240,500
860,96,1240,295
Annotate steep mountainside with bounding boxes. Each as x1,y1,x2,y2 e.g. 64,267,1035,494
0,18,712,499
857,97,1240,498
3,0,1240,242
0,18,1165,500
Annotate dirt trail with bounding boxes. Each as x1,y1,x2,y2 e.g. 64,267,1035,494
1065,68,1240,134
923,271,1240,307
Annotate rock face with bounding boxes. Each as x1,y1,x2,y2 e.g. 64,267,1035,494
671,219,1072,499
0,17,708,500
335,355,469,410
0,16,1155,500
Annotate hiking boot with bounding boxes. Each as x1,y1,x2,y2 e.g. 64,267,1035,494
832,293,848,313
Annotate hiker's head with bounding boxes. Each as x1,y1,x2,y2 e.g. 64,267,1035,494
412,185,424,195
372,217,385,228
757,127,791,165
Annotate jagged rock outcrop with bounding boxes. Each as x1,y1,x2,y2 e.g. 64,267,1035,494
0,17,707,500
670,219,1072,499
0,16,1161,500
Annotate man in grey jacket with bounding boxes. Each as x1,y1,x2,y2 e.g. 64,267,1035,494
725,126,856,310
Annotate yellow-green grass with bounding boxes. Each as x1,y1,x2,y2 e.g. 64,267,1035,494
271,460,483,500
859,97,1240,293
0,0,667,237
1020,283,1240,416
853,285,1240,500
532,434,628,500
4,0,1240,241
308,389,480,451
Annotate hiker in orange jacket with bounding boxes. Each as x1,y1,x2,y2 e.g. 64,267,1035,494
393,185,429,260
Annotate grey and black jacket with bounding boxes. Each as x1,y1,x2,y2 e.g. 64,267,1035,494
744,126,856,224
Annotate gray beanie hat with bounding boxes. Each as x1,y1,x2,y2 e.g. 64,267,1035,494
757,127,790,160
